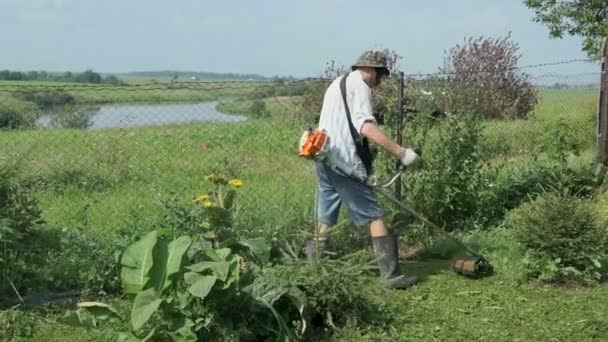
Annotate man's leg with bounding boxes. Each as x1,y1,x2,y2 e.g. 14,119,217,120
369,218,388,237
369,218,418,289
332,177,418,290
306,163,341,262
317,223,331,239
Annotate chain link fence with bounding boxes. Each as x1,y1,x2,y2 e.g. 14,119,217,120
0,60,601,242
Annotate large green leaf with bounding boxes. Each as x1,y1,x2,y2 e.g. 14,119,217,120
205,248,232,261
118,330,156,342
131,288,162,331
184,271,205,285
188,276,216,300
168,317,197,342
121,231,158,294
148,236,191,292
59,310,98,329
239,237,270,262
117,332,142,342
187,261,230,282
77,301,123,320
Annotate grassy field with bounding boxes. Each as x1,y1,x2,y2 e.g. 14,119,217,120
0,79,279,106
1,85,607,341
0,119,314,242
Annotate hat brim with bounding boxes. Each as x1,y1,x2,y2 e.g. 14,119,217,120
351,65,390,76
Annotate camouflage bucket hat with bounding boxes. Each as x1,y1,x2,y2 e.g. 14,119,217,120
351,50,390,76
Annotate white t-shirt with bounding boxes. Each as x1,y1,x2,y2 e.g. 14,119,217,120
318,70,375,180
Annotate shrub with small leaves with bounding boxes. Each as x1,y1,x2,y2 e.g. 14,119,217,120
399,112,481,232
508,192,608,285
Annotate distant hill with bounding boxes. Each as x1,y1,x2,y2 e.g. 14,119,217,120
117,71,287,82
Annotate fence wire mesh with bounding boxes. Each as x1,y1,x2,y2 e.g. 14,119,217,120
0,59,601,241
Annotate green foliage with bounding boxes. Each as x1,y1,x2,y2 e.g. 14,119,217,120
50,227,124,296
156,172,246,247
0,98,39,129
66,174,382,340
0,166,125,299
249,258,388,338
473,159,553,227
120,230,160,295
249,99,269,118
17,89,75,110
391,100,603,235
73,228,282,341
507,192,608,284
538,117,583,163
49,105,94,129
523,0,608,58
0,307,37,340
400,112,481,231
0,167,50,297
0,106,32,130
15,89,94,129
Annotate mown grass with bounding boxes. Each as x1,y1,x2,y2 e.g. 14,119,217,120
1,86,607,341
12,233,608,341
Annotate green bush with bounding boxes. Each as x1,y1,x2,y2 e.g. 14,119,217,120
0,167,50,297
476,155,605,226
473,158,556,228
0,98,39,129
0,167,119,298
18,89,75,110
50,105,94,129
507,192,608,284
399,112,481,231
0,106,31,129
249,99,269,118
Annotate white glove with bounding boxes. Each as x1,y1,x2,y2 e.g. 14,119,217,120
399,147,420,166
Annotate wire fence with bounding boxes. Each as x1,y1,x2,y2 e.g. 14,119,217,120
0,59,601,240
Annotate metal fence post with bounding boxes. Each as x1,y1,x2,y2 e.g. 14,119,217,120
599,36,608,166
395,71,405,200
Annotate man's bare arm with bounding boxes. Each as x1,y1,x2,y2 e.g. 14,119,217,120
360,122,402,157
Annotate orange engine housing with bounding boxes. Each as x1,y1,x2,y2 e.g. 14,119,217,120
299,129,328,159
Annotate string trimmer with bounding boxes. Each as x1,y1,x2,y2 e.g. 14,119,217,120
370,168,494,278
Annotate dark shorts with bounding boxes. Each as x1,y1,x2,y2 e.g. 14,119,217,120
315,162,383,226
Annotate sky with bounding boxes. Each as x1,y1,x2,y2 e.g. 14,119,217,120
0,0,600,78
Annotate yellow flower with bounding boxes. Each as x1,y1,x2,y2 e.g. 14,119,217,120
203,173,217,182
193,194,209,204
203,200,214,208
228,179,244,188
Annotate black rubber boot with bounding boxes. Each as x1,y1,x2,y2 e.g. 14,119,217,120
372,235,418,289
304,239,328,262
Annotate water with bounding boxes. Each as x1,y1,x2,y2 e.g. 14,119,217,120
38,101,247,130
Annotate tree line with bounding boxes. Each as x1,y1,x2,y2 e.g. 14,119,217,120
0,69,123,84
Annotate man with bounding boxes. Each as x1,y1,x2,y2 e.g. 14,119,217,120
305,50,420,289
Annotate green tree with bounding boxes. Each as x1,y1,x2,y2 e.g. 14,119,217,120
523,0,608,58
78,69,102,84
